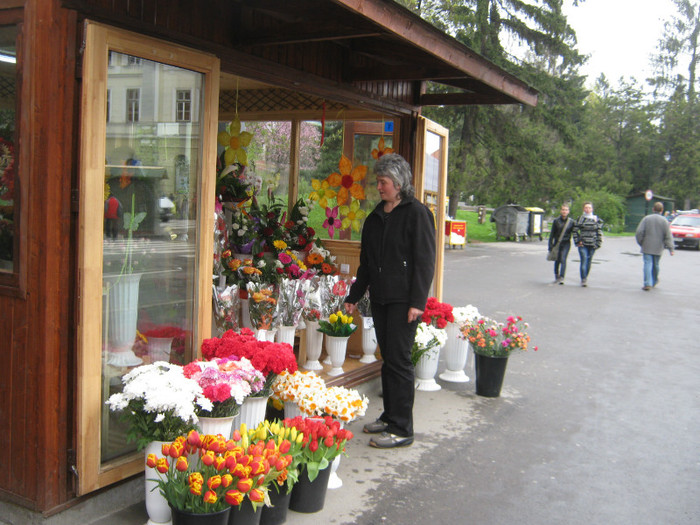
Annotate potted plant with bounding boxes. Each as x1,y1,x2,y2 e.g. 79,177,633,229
461,315,538,397
317,310,357,376
146,429,294,525
411,321,448,391
106,362,214,524
439,304,480,383
183,357,266,438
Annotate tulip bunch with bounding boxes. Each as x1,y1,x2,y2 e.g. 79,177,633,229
460,315,538,357
146,429,294,514
281,415,354,482
317,310,357,337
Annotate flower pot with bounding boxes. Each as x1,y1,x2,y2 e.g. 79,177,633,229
288,464,332,513
474,353,509,397
284,401,304,419
148,337,173,363
438,322,470,383
360,317,377,364
260,488,292,525
170,505,230,525
235,395,270,432
228,498,262,525
414,345,442,391
105,273,143,367
326,421,344,490
276,325,297,347
324,335,349,377
302,320,323,370
145,441,172,525
198,415,236,438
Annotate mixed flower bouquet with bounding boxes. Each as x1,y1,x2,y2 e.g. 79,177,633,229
146,429,293,514
280,198,316,252
275,249,312,281
317,310,357,337
411,322,448,366
246,282,279,330
216,161,257,204
280,415,354,481
460,315,538,357
302,244,339,277
421,297,454,329
183,357,265,418
201,328,298,397
106,362,212,450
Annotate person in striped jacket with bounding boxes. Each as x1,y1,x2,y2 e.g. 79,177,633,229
572,202,603,287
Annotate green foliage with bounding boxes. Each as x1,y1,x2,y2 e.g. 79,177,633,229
570,191,626,231
453,210,497,242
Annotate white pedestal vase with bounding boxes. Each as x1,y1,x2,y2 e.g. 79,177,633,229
303,320,323,370
198,415,236,438
415,345,442,391
276,325,297,346
105,273,143,367
255,328,276,342
325,335,349,377
360,317,378,364
147,337,173,363
439,322,470,383
145,441,172,525
327,421,345,489
234,395,270,431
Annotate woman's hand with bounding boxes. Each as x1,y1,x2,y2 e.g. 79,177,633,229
408,307,423,323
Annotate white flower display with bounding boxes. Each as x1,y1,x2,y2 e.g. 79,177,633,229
452,304,481,325
411,322,447,365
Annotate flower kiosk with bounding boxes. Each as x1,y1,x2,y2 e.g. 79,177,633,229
0,0,537,520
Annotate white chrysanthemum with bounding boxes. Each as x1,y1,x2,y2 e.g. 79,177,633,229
453,305,480,325
414,322,447,358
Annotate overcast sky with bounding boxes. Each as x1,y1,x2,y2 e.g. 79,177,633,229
563,0,678,86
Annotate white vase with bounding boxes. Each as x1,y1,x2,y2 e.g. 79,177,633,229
235,395,269,432
105,273,143,367
439,322,470,383
360,317,378,364
241,298,252,330
198,415,236,438
303,320,323,370
147,337,173,363
284,400,304,419
276,325,297,346
327,421,344,489
415,345,442,391
325,335,349,377
145,441,172,525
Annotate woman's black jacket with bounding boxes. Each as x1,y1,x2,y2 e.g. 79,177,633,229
346,196,436,310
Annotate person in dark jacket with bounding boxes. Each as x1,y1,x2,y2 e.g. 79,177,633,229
572,201,603,287
344,153,436,449
548,203,575,284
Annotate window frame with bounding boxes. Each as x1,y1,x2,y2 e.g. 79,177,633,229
176,88,192,122
126,87,140,122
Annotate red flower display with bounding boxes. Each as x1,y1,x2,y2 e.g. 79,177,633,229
420,297,454,329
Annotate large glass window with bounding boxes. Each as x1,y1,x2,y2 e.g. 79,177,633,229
101,52,203,463
0,24,17,278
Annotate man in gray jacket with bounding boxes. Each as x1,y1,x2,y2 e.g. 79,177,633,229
635,202,674,291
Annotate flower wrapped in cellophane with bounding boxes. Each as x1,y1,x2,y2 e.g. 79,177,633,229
246,282,278,330
301,277,322,322
212,283,240,335
277,277,307,327
318,275,352,319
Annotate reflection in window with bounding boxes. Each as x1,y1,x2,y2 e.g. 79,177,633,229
0,24,17,274
102,52,202,463
176,90,191,122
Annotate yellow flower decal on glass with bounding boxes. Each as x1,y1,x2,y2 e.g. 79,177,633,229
309,178,337,208
217,116,254,166
327,155,367,206
340,199,366,232
371,136,394,159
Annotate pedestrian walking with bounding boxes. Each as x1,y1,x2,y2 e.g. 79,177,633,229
548,204,574,284
344,153,436,449
572,201,603,287
104,194,123,240
635,201,674,291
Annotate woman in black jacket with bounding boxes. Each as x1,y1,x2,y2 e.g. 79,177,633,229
548,204,574,284
345,153,436,448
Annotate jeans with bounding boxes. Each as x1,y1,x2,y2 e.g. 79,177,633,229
371,302,419,437
643,253,661,287
554,242,571,278
578,245,596,280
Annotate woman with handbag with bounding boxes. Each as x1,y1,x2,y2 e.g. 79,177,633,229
548,204,574,284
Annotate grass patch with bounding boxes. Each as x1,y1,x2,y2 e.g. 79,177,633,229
454,210,498,243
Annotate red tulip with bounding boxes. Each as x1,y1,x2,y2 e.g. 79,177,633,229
225,490,243,506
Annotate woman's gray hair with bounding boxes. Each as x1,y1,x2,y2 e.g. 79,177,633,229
374,153,415,199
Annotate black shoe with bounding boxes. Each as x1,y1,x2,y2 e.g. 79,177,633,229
369,432,414,448
363,419,388,434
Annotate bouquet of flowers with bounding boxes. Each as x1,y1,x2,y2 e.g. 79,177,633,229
322,385,369,423
302,243,339,277
280,415,354,481
281,198,316,252
183,357,265,417
411,322,448,366
318,275,350,319
452,304,481,326
244,419,304,494
461,315,538,357
212,283,240,334
277,277,308,327
146,429,293,513
271,370,328,417
201,328,298,396
317,310,357,337
275,249,312,281
106,362,213,450
421,297,454,329
227,206,257,254
246,281,279,330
